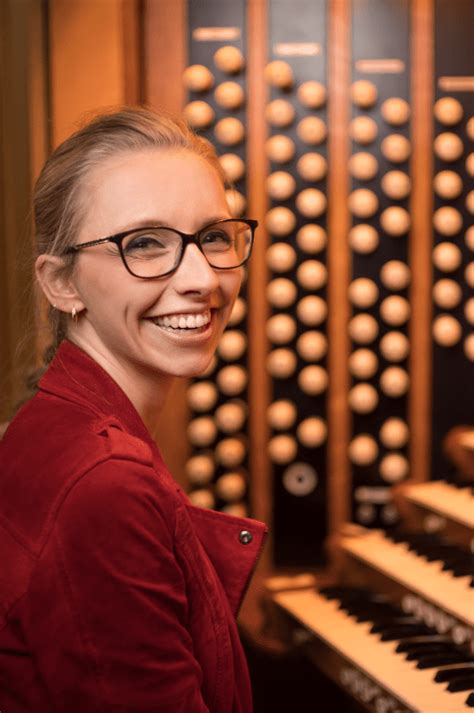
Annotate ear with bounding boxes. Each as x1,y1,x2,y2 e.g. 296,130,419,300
35,254,86,314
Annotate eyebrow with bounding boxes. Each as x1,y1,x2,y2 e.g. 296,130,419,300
114,215,232,234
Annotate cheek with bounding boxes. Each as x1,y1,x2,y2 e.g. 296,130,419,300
221,269,243,303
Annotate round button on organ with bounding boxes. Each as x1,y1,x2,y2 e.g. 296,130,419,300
215,472,246,502
433,206,463,236
214,117,245,146
467,153,474,177
432,242,462,272
265,134,295,163
380,261,411,291
214,81,244,109
219,153,245,183
224,503,248,518
267,399,298,430
380,366,410,397
268,434,298,464
349,152,378,181
432,279,462,309
264,60,294,89
188,489,215,509
215,438,246,468
464,334,474,361
379,418,409,449
348,383,379,414
350,116,378,144
282,462,318,495
380,206,411,236
348,278,379,308
187,381,218,412
297,153,327,182
213,46,244,74
266,314,297,344
267,349,297,379
349,434,378,466
215,401,246,434
296,331,327,362
266,242,297,272
381,134,411,163
228,297,246,326
464,297,474,325
297,260,327,290
265,206,296,236
266,171,296,200
381,97,410,126
348,314,379,344
297,116,327,145
432,314,462,346
216,365,247,396
218,330,247,361
183,101,215,128
434,96,464,125
187,417,217,447
296,296,328,326
185,454,215,485
349,349,378,379
380,295,410,326
380,453,409,483
297,80,326,109
465,226,474,250
433,170,463,199
465,262,474,288
298,365,328,395
434,132,464,162
296,224,327,254
266,278,297,308
381,171,411,200
467,116,474,141
183,64,214,92
265,99,295,127
351,80,378,108
348,189,379,218
225,189,246,217
297,417,327,448
379,331,410,362
348,224,379,254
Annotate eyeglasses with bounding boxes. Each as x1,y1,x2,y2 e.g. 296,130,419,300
63,218,258,279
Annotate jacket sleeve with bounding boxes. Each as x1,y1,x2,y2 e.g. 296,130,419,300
22,458,210,713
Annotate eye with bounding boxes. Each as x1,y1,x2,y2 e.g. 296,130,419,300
123,232,169,253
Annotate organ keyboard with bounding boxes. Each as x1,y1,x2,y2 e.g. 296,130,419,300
267,480,474,711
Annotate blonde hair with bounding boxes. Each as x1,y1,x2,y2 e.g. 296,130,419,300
23,106,226,403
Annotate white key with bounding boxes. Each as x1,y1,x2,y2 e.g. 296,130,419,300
405,482,474,529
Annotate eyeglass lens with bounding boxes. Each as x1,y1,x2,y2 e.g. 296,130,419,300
121,220,252,278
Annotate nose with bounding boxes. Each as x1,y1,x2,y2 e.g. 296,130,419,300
171,242,220,295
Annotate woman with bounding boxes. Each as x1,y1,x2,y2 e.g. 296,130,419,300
0,108,266,713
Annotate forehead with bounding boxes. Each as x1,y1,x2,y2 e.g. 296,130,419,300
79,148,228,235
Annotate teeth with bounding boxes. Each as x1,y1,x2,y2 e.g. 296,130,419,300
152,310,211,330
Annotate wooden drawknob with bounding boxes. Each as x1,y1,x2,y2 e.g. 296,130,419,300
265,134,295,163
381,170,411,199
432,242,462,272
351,80,377,108
434,132,464,162
379,331,410,362
266,348,297,378
297,80,326,109
296,331,328,362
348,278,379,308
183,101,215,128
380,367,410,397
464,334,474,361
266,242,297,272
433,170,463,199
298,365,328,395
187,416,217,447
466,226,474,250
381,134,411,163
348,189,379,218
349,434,378,465
380,206,411,236
350,116,378,144
215,438,246,468
348,383,379,414
434,96,463,125
433,206,463,236
228,297,246,326
467,153,474,177
218,330,247,361
432,314,462,346
465,262,474,288
266,171,296,200
467,190,474,215
185,454,215,485
381,97,410,126
188,489,215,509
225,189,246,217
265,99,295,127
356,504,377,525
266,278,297,308
183,64,214,92
215,401,246,433
265,206,297,236
297,260,327,290
267,399,298,430
214,81,245,109
380,295,410,326
297,417,327,448
187,381,218,412
468,116,474,141
268,434,298,464
296,224,327,253
219,153,245,182
297,152,327,182
222,502,248,517
380,260,411,291
264,60,294,89
348,314,379,344
349,349,378,379
464,297,474,325
380,454,409,483
296,188,327,218
216,365,247,395
379,418,409,448
349,152,379,181
348,224,379,254
213,45,244,73
214,117,245,146
432,279,462,309
296,296,328,326
297,116,327,145
215,472,247,502
266,314,297,344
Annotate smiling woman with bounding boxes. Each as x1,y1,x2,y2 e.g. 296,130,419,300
0,108,266,713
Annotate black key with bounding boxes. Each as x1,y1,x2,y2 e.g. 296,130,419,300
435,663,474,683
466,691,474,706
395,636,453,653
370,617,422,634
379,625,432,641
417,652,469,669
406,645,458,661
447,676,474,692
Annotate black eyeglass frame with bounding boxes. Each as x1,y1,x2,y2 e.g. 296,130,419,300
63,218,258,279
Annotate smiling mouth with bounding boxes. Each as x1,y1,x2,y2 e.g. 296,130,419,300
146,309,214,334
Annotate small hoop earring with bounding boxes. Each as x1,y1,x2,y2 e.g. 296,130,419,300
71,306,78,322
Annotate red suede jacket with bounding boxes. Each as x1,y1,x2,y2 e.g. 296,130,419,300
0,339,268,712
